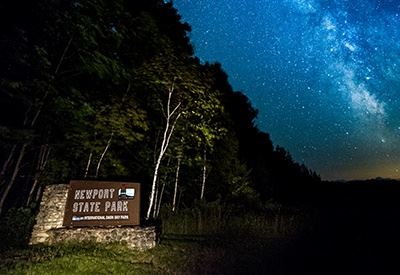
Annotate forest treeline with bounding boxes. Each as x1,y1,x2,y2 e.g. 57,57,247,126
0,0,320,219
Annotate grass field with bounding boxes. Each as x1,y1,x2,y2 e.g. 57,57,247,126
6,205,400,275
1,240,196,274
0,235,304,274
4,185,400,274
0,206,312,274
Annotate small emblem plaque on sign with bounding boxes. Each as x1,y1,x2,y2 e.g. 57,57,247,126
63,180,141,227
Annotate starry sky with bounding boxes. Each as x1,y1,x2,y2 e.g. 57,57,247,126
174,0,400,180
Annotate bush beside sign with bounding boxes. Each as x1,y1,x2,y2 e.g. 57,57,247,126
63,181,141,227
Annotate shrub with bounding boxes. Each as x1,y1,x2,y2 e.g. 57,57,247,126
0,207,36,250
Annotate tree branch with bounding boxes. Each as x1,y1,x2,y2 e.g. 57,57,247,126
95,132,114,178
55,36,73,75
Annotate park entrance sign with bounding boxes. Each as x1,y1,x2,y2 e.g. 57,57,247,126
30,181,155,250
63,180,141,227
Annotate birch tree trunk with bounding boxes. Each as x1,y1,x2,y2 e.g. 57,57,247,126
146,83,181,220
0,100,45,215
95,133,113,178
84,152,93,178
155,180,166,218
177,188,183,212
154,156,170,218
200,149,207,200
0,144,27,215
152,179,159,218
0,36,73,214
26,144,50,206
0,145,16,185
172,157,181,212
54,37,73,75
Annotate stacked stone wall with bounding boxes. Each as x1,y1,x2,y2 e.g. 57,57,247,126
30,184,156,250
30,184,68,244
47,226,156,250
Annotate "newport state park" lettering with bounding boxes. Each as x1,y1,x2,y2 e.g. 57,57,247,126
74,189,116,200
71,188,129,213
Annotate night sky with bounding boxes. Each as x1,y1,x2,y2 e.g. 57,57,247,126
174,0,400,180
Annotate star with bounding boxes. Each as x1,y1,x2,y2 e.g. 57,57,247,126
175,0,400,180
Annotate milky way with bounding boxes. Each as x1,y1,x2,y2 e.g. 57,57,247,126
174,0,400,180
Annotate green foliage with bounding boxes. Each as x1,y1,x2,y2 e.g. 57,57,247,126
0,127,34,144
0,208,35,251
160,200,230,236
160,201,312,239
0,0,319,218
0,2,323,273
40,159,72,185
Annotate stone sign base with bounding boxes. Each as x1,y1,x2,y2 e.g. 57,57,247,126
37,226,156,250
30,184,156,250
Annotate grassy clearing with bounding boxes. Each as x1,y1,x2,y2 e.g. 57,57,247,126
161,202,313,239
0,204,313,274
0,236,301,275
0,239,245,275
1,241,186,274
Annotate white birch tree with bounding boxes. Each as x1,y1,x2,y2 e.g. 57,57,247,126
146,81,181,220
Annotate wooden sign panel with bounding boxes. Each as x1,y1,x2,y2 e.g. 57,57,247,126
63,180,140,227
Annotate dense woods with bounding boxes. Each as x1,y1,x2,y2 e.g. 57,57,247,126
4,2,400,274
0,0,320,219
